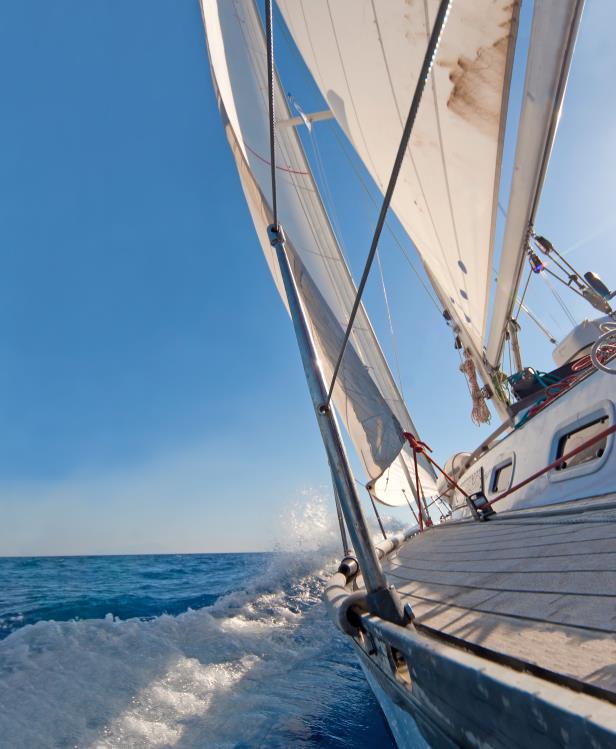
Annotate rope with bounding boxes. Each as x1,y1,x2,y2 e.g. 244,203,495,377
403,432,470,532
325,0,452,407
264,0,278,228
409,437,427,532
401,488,420,525
460,349,491,425
405,422,616,523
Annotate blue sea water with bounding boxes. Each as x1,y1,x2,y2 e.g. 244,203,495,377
0,545,396,747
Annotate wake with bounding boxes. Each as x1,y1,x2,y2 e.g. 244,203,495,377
0,496,392,748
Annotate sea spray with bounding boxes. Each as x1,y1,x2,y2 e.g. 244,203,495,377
0,494,394,748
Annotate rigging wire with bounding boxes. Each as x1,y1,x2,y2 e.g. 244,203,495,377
540,272,577,327
305,120,370,367
401,488,420,526
278,2,440,398
267,1,447,532
325,0,452,407
330,124,442,315
308,125,346,249
264,0,278,227
368,492,387,541
265,2,390,547
514,267,532,322
516,299,557,343
375,249,406,399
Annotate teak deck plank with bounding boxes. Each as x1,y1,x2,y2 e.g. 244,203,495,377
384,497,616,698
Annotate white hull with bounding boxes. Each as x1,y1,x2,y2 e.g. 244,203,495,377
349,602,616,748
449,367,616,518
357,650,434,749
325,366,616,747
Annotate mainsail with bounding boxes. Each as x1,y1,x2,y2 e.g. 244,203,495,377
277,0,519,362
201,0,437,506
485,0,585,368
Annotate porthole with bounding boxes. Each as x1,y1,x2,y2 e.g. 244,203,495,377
555,416,609,471
491,460,514,492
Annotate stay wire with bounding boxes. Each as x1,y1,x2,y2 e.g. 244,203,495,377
516,299,557,343
514,267,532,322
376,249,406,399
278,0,441,347
325,0,451,407
369,493,388,541
540,272,577,327
266,4,382,551
330,124,442,315
265,0,278,227
308,123,347,257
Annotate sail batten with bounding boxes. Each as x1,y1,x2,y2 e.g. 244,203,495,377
202,0,437,506
485,0,586,368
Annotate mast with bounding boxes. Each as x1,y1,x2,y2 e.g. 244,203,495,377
263,0,408,620
269,225,405,623
201,0,438,515
485,0,586,368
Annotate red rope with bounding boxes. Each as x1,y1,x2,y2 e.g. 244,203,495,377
403,433,470,499
403,433,471,530
404,433,426,530
405,422,616,519
244,142,309,176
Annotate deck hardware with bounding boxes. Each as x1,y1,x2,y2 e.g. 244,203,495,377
403,603,415,623
339,556,358,580
466,491,496,521
365,632,378,656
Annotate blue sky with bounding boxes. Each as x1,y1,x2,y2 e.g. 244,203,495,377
1,1,614,555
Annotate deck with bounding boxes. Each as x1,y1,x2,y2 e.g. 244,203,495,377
383,494,616,703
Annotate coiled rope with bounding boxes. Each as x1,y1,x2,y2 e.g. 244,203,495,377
460,349,491,425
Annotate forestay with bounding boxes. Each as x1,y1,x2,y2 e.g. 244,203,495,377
485,0,586,368
201,0,437,506
277,0,519,359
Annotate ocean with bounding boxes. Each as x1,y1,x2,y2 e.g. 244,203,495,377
0,539,396,747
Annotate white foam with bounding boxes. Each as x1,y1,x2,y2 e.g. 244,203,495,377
0,494,387,748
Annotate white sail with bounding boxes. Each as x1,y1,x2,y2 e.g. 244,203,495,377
201,0,437,506
277,0,519,360
485,0,585,368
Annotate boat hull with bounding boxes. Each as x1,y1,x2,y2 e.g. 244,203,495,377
356,646,448,749
326,495,616,748
351,619,616,748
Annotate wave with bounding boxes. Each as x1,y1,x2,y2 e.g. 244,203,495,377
0,495,394,748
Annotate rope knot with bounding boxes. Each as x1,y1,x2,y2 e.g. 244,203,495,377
403,432,432,455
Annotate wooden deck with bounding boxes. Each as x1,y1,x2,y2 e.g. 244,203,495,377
384,495,616,702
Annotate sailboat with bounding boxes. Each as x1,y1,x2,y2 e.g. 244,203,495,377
200,1,616,746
